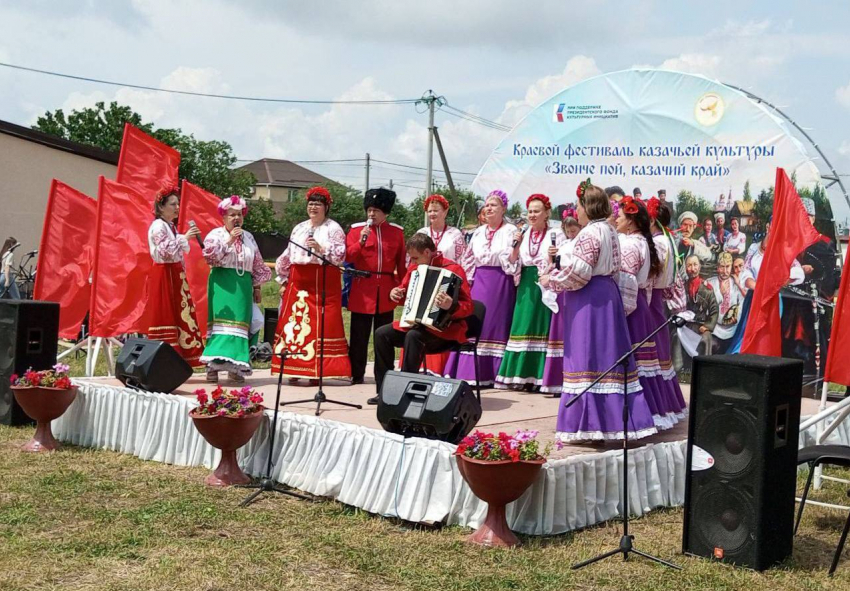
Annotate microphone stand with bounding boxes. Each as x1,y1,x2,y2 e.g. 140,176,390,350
277,237,367,415
239,349,312,507
568,313,686,571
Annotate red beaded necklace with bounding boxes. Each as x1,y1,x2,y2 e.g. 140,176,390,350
430,224,446,248
485,221,503,247
528,228,545,257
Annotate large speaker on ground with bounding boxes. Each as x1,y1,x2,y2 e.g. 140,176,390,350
683,354,803,570
263,308,279,346
378,371,481,444
0,301,60,425
115,337,192,394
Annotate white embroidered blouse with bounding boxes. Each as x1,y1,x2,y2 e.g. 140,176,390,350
504,227,567,277
618,233,651,316
275,219,346,284
458,222,519,284
148,218,189,264
203,227,272,287
415,225,466,262
547,220,621,293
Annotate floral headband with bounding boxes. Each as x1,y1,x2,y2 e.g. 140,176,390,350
609,200,620,218
526,193,552,210
646,197,661,221
217,195,248,216
486,189,508,209
306,186,332,207
620,195,640,216
562,206,577,221
424,194,449,211
155,187,179,204
576,178,592,199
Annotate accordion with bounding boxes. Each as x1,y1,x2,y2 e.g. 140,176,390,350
399,265,462,331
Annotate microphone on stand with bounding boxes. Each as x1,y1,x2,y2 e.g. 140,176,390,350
361,218,373,247
307,227,315,256
550,231,561,270
188,221,204,248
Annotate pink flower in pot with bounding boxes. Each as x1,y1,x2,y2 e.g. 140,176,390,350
10,364,77,452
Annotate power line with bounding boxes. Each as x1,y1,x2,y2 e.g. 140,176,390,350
0,61,420,105
440,104,511,132
234,155,480,177
370,158,478,176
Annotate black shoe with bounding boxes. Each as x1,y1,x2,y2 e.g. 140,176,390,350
351,376,365,385
367,396,380,405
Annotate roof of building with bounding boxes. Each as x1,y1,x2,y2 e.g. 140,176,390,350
237,158,333,188
0,119,119,165
731,200,755,216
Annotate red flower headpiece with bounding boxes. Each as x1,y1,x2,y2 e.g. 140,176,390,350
620,195,640,216
306,186,332,206
526,193,552,210
562,206,577,221
576,178,592,199
154,186,179,204
424,194,449,211
646,196,661,221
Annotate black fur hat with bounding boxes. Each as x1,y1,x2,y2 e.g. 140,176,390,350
364,187,396,214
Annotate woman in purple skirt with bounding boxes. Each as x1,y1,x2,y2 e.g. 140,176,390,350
444,190,518,386
616,196,683,430
540,182,656,442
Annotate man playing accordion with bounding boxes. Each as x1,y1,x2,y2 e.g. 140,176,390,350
371,234,474,405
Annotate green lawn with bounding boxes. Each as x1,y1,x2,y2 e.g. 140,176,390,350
2,424,850,590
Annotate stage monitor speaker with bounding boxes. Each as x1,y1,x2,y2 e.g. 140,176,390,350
378,371,481,444
683,354,803,571
0,300,60,426
115,337,192,394
263,308,279,346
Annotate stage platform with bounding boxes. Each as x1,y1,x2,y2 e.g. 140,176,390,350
52,368,842,537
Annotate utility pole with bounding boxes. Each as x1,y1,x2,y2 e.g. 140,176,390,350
365,152,370,193
417,90,446,225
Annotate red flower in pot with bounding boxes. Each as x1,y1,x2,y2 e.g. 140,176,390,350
190,385,265,487
10,364,77,452
455,430,549,547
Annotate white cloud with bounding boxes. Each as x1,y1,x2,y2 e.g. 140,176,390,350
839,141,850,157
837,81,850,110
656,53,722,79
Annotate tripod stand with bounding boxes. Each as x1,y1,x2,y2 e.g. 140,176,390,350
276,238,366,415
569,314,686,571
240,350,312,507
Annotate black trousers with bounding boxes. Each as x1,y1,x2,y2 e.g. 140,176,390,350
374,324,448,395
348,310,394,380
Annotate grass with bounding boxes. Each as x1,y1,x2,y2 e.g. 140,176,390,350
2,424,850,590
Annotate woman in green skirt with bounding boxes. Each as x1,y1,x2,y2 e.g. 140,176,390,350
496,194,565,390
200,196,272,383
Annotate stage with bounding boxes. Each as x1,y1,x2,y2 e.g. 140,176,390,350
52,367,842,536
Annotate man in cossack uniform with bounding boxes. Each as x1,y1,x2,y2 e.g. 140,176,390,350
345,187,407,385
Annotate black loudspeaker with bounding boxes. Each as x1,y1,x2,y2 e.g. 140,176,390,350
378,371,481,444
683,354,803,570
115,337,192,394
263,308,279,346
0,301,60,425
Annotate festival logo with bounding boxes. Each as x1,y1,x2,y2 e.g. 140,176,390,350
694,92,725,127
554,103,566,123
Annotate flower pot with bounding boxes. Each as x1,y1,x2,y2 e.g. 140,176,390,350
190,408,265,487
11,386,78,452
457,454,545,547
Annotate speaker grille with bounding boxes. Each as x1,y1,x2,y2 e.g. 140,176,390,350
696,407,757,479
693,483,754,555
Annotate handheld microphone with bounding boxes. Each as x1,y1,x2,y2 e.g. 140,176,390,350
307,227,315,256
550,232,561,269
361,219,373,247
188,221,204,248
511,226,527,249
233,220,243,246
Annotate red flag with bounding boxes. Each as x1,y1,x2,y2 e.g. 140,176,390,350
176,180,220,336
825,257,850,386
89,177,153,337
741,168,821,356
116,123,180,201
33,180,97,339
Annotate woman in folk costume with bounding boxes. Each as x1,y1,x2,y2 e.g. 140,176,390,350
408,194,467,374
444,190,519,387
496,194,565,390
617,196,684,430
200,196,272,382
540,208,581,395
272,187,351,383
646,198,687,417
146,188,205,367
539,181,656,442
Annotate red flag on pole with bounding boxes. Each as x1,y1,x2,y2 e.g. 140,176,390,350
88,177,153,337
176,180,220,337
33,180,97,339
741,168,821,356
116,123,180,200
825,258,850,386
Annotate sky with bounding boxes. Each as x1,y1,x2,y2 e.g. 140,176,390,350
0,0,848,205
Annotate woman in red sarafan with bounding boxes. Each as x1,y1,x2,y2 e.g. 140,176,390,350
146,188,205,367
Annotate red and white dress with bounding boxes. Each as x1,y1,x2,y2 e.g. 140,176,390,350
146,218,205,367
272,219,352,380
415,225,466,262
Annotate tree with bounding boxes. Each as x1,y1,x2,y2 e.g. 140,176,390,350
752,186,774,233
34,101,254,199
674,190,713,224
742,180,752,202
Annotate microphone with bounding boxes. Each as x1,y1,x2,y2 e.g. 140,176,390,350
307,227,315,256
233,220,243,246
512,226,527,249
550,232,561,270
361,219,373,247
188,221,204,248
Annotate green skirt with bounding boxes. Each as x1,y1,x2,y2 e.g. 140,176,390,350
200,267,255,374
495,266,552,388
